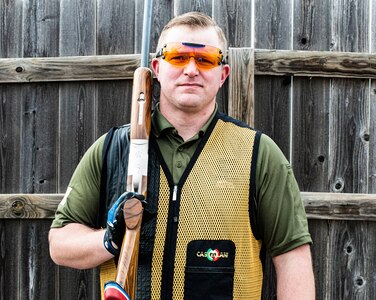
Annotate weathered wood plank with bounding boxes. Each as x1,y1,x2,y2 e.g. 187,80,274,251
96,0,135,137
302,192,376,221
1,220,22,299
293,0,331,51
254,0,292,171
22,0,60,58
291,0,332,194
329,0,370,195
371,81,376,194
228,48,254,126
255,50,376,78
174,0,212,16
0,0,23,58
0,194,62,218
255,0,291,50
309,219,376,299
213,0,252,114
21,83,60,193
0,54,142,82
1,50,376,83
97,0,135,55
0,85,22,193
58,0,97,191
291,77,330,191
1,192,376,220
329,78,370,193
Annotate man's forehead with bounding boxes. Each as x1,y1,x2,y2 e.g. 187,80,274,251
158,26,222,50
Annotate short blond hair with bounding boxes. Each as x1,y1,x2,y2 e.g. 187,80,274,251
157,12,228,51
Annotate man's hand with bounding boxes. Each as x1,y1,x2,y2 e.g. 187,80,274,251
103,192,145,256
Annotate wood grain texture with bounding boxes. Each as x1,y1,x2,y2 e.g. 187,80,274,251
255,0,291,50
2,192,376,220
291,77,330,191
174,0,212,16
228,48,254,126
1,50,376,83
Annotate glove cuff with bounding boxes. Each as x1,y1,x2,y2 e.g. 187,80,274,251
103,230,120,256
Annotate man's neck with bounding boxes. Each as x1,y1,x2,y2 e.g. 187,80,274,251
160,104,215,141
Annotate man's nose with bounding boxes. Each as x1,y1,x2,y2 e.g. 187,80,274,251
184,57,199,76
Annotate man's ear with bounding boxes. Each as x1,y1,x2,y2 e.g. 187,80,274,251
219,64,230,87
151,58,160,79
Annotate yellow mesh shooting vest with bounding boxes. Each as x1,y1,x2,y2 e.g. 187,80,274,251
100,118,263,299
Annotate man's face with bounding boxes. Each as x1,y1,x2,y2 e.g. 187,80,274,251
152,26,230,116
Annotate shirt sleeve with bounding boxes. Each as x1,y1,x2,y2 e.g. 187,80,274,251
256,134,312,257
50,134,106,228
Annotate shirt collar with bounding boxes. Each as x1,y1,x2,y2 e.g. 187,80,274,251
151,103,218,139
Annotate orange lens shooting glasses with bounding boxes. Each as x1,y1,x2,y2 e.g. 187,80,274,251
156,42,225,70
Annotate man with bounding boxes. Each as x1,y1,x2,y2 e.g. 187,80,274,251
49,12,315,299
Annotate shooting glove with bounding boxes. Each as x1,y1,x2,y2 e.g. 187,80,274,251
103,191,146,256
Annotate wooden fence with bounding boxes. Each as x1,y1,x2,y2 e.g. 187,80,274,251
1,193,376,299
1,0,376,299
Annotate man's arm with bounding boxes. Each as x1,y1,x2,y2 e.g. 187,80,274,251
272,244,315,299
49,223,113,269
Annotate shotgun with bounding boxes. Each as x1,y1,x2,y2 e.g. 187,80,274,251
104,0,153,299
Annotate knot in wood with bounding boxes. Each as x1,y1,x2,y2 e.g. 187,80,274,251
11,200,25,216
355,276,366,287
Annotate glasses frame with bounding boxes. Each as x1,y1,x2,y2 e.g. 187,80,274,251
155,42,226,70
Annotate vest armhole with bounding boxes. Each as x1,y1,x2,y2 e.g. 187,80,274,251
97,127,117,228
249,130,262,240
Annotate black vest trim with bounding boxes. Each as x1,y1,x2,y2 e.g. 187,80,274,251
99,125,160,300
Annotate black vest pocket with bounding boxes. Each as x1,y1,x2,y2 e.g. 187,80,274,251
184,240,236,300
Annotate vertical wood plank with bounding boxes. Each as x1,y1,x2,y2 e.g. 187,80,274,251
255,0,291,50
58,1,100,298
21,83,59,193
213,0,252,48
328,0,370,194
370,82,376,194
19,220,56,299
369,1,376,194
96,0,135,136
1,220,21,300
149,0,172,52
19,1,61,299
254,0,292,158
0,85,22,193
0,0,25,194
329,78,370,193
327,221,376,299
292,0,332,193
22,0,60,58
254,1,292,298
173,0,212,16
213,0,252,117
59,0,96,191
292,77,330,192
0,0,23,58
228,48,254,126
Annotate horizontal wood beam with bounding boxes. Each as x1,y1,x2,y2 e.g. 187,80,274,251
1,192,376,220
0,49,375,83
302,192,376,221
255,49,376,79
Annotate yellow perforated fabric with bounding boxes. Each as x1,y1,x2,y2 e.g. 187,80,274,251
151,169,170,299
151,120,263,299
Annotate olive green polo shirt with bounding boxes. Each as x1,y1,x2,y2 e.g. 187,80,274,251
51,105,312,257
151,104,216,184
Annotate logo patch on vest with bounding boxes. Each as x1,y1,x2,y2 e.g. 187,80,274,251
186,240,235,269
196,248,229,262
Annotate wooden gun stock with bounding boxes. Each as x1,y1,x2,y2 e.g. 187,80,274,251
115,67,152,299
